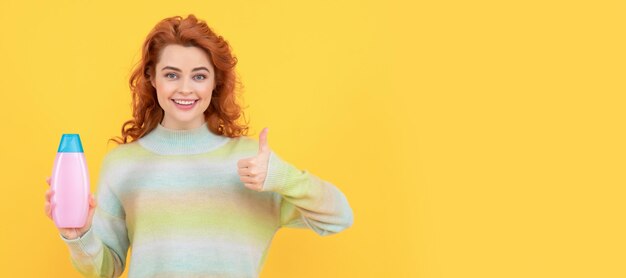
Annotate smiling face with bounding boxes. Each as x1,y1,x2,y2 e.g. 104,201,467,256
150,44,216,130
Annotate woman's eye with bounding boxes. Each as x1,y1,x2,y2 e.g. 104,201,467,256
165,73,177,79
194,75,207,81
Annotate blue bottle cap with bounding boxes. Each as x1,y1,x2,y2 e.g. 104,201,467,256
58,134,84,153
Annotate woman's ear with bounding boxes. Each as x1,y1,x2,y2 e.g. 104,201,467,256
149,75,156,88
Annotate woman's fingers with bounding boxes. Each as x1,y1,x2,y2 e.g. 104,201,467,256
43,179,97,235
82,194,97,231
243,183,262,191
44,200,55,219
237,167,254,176
45,189,54,201
237,157,256,169
45,177,53,219
44,189,55,219
237,155,267,191
89,193,97,208
44,202,50,218
239,176,261,184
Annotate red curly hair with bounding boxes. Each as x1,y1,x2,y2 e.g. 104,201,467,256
111,14,248,144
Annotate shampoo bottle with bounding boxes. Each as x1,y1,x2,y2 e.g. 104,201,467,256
51,134,90,228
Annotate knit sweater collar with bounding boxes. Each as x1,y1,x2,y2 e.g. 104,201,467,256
137,122,230,155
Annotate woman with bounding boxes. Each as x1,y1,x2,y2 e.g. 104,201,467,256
44,14,353,277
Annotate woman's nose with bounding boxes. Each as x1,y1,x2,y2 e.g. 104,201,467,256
179,79,193,94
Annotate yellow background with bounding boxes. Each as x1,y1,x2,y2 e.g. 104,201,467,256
0,0,624,277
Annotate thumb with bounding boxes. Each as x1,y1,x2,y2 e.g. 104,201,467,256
89,193,97,208
258,127,269,155
87,194,97,222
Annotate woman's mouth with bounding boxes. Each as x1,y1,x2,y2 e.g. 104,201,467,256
172,99,198,111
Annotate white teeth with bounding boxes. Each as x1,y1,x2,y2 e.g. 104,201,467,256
174,99,196,105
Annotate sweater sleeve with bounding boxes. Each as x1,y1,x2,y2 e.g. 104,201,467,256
60,180,129,278
261,151,354,236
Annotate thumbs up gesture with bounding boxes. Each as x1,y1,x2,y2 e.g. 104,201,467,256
237,127,271,191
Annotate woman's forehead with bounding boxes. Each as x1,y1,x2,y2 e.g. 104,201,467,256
157,44,214,69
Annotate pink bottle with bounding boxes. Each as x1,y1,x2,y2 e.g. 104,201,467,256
51,134,90,228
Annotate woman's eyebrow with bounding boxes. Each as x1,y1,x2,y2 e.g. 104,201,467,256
161,66,210,72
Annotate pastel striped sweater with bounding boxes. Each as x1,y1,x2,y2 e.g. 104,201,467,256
60,123,354,277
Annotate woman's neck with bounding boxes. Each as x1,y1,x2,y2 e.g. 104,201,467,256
137,122,230,155
160,118,206,131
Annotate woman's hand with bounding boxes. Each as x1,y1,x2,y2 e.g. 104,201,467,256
237,127,271,191
44,177,97,240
